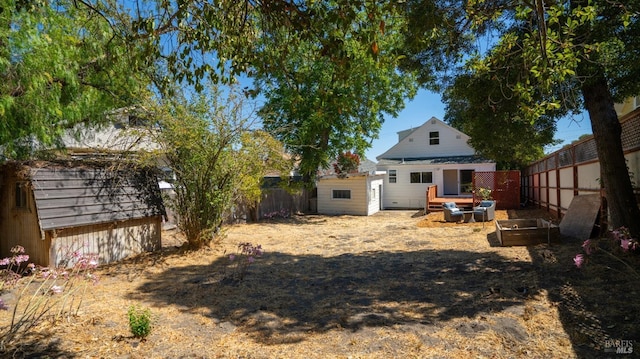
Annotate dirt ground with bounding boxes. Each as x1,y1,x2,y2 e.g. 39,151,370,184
1,208,639,358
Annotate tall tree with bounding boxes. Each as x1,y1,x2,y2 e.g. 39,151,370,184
254,2,417,181
442,49,561,169
0,0,148,158
401,0,640,235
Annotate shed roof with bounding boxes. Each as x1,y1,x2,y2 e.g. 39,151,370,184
376,155,493,166
29,164,164,231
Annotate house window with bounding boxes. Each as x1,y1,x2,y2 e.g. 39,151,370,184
15,182,28,209
389,170,397,183
410,172,433,183
429,131,440,145
332,189,351,199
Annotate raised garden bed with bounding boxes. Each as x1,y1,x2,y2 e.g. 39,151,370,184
495,218,560,246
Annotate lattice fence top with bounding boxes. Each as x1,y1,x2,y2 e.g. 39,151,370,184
575,140,598,164
621,116,640,151
473,171,520,209
558,148,573,167
527,112,640,171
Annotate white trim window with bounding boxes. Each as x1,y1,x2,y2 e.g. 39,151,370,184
388,170,397,183
410,172,433,184
429,131,440,145
332,189,351,199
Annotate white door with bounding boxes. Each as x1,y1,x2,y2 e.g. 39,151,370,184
443,169,458,195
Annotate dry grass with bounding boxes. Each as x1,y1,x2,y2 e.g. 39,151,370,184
1,208,638,358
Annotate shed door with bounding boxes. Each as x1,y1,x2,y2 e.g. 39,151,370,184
443,170,458,195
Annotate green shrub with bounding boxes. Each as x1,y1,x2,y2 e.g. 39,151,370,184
127,305,152,339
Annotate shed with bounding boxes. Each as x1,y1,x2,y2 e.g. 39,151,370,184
317,172,385,216
0,161,164,266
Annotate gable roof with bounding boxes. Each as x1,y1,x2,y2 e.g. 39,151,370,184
377,117,476,160
21,162,164,231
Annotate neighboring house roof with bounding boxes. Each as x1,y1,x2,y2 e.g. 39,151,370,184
25,162,164,231
61,108,160,155
317,157,379,178
377,155,493,166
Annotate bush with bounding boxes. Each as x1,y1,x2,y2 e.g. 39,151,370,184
128,305,152,339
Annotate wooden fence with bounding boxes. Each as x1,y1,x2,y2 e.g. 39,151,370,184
254,187,311,219
522,109,640,219
473,170,521,210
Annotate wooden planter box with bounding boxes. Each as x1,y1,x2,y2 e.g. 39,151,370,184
495,219,560,246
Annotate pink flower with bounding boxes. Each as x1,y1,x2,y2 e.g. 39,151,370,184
14,254,29,265
228,254,236,262
582,240,593,255
0,299,8,311
50,285,63,294
247,256,255,263
621,239,631,251
574,254,585,268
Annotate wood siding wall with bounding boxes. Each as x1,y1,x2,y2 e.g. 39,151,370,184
380,118,475,159
317,176,368,215
523,111,640,218
379,163,496,209
367,178,384,215
0,171,50,265
48,216,161,267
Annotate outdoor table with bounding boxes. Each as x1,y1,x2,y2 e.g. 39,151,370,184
462,211,475,223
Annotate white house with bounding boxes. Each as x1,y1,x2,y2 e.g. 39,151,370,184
376,117,496,209
316,159,385,216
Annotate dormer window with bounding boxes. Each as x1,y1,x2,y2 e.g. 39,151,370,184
429,131,440,145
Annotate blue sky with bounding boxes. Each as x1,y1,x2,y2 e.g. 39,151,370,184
364,88,593,161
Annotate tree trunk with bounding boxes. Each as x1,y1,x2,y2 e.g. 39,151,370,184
581,76,640,237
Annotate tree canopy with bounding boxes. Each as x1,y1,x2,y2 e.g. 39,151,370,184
0,0,148,158
253,2,417,181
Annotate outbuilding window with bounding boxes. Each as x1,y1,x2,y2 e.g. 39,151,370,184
332,189,351,199
15,182,28,209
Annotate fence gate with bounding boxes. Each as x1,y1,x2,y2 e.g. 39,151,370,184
473,171,521,210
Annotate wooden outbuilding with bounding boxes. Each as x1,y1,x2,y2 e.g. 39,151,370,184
0,161,164,266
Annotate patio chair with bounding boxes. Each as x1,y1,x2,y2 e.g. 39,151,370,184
443,202,463,222
473,200,496,222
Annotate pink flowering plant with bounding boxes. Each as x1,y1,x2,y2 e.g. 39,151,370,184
0,244,100,349
333,151,360,179
573,227,639,278
225,242,264,281
0,246,32,291
263,208,290,220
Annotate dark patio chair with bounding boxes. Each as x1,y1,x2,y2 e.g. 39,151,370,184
443,202,463,222
473,200,496,222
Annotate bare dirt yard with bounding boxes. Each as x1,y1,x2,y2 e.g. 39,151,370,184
1,208,639,358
